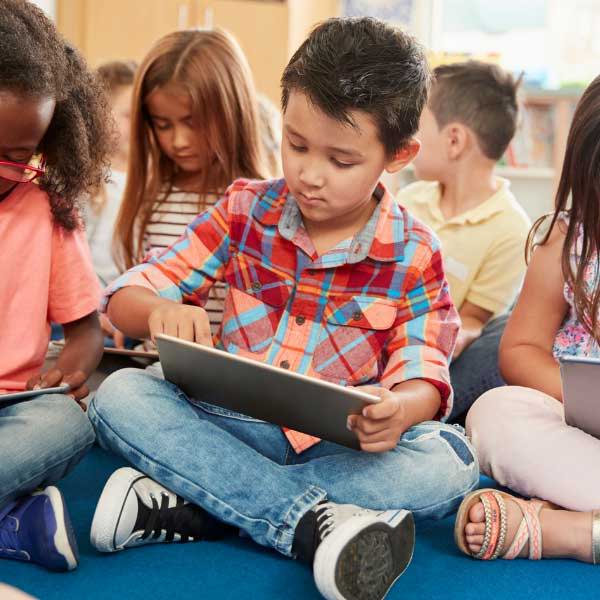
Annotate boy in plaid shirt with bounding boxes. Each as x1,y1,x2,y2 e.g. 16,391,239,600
89,17,478,600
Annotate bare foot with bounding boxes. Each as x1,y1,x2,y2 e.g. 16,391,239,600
464,495,594,562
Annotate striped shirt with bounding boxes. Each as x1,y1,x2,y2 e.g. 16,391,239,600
145,189,225,334
105,178,459,453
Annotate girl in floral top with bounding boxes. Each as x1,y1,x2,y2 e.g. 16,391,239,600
454,74,600,566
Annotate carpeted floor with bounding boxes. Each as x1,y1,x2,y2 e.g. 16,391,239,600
1,445,599,599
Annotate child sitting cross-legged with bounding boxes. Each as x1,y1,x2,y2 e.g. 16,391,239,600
88,17,478,600
398,61,531,422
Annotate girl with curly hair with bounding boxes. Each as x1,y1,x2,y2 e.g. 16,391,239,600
0,0,112,571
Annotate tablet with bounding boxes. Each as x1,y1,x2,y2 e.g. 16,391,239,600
155,333,381,450
559,355,600,438
0,384,71,407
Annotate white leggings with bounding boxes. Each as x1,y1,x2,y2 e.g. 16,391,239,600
467,386,600,512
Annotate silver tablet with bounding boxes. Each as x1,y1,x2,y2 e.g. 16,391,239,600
559,355,600,438
0,384,71,407
155,333,380,450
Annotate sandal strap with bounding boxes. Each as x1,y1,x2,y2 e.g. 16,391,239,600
474,491,507,560
503,518,529,560
592,510,600,565
512,497,544,560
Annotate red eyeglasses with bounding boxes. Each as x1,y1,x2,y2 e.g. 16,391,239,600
0,157,46,183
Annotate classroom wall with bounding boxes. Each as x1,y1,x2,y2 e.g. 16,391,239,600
55,0,340,106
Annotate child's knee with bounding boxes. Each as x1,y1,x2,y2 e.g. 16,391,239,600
399,422,479,514
465,386,515,439
92,367,153,418
42,393,95,452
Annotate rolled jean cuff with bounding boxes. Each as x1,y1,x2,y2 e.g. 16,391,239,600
273,485,327,556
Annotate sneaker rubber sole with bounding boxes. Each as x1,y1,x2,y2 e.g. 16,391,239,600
90,467,146,552
41,487,79,571
314,509,415,600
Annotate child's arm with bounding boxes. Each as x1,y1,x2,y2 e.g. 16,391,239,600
348,240,459,452
453,301,493,358
103,194,233,344
27,311,103,404
498,224,568,400
454,218,531,357
108,286,213,346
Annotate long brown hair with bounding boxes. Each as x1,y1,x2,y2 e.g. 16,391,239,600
114,28,266,270
527,75,600,341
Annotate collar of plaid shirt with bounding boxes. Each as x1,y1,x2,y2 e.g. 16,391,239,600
250,179,407,266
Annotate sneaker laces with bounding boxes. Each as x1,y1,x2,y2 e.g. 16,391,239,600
315,502,371,542
141,492,207,543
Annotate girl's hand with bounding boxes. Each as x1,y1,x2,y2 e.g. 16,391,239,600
346,386,408,453
148,303,213,347
26,368,89,411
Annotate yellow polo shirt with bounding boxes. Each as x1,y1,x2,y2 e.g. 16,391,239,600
397,178,531,316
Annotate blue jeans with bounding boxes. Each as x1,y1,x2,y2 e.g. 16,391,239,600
89,368,479,557
0,394,95,508
449,314,508,422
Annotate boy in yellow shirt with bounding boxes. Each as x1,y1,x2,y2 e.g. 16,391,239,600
398,61,530,421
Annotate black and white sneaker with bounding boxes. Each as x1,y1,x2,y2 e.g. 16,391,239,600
298,502,415,600
90,467,232,552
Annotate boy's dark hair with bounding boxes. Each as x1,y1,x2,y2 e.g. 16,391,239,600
429,61,520,160
97,60,137,94
281,17,430,158
0,0,112,230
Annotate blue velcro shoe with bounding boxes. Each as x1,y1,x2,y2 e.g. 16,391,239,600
0,487,79,571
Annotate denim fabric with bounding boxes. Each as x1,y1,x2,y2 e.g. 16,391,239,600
0,394,95,507
449,313,508,422
89,368,479,557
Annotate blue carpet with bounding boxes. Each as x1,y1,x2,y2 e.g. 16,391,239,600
1,445,599,599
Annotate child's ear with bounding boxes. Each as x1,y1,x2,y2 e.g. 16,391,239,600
385,138,420,174
445,123,468,159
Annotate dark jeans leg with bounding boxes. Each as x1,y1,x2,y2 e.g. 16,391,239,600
449,313,508,423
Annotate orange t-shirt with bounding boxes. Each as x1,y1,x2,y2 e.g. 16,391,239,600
0,183,101,391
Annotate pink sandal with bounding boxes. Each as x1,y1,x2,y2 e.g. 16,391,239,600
454,488,548,560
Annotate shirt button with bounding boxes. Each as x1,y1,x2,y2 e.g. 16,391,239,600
352,311,362,321
280,360,290,369
251,281,262,292
295,315,306,325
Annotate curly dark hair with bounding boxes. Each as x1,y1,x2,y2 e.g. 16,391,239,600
0,0,113,229
281,17,430,158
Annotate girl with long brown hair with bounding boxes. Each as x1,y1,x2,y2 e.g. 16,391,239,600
112,28,267,338
454,74,600,565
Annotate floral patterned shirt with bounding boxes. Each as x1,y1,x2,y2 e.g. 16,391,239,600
553,222,600,359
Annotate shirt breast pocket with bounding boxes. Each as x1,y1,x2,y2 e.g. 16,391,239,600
222,255,291,356
312,295,397,385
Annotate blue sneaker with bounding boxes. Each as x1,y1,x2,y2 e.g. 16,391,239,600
0,487,79,571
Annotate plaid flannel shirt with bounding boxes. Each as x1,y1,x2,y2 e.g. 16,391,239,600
103,178,459,452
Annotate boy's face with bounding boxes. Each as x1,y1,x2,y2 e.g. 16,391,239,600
412,106,447,181
282,90,398,230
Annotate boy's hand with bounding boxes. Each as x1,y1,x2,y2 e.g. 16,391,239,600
347,386,409,453
148,303,213,347
26,368,89,410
